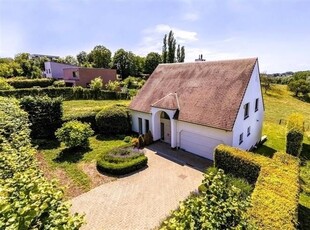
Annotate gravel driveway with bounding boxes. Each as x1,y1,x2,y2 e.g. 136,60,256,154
71,148,204,230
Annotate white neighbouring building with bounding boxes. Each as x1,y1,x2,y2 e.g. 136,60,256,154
129,58,264,160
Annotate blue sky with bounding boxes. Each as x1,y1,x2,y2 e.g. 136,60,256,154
0,0,309,73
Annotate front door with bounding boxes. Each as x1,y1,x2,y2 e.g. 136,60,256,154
161,123,164,140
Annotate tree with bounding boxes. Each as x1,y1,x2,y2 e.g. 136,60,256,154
145,52,162,74
162,34,167,63
167,30,176,63
88,45,111,68
260,73,273,93
162,30,185,63
90,76,103,90
111,49,132,79
64,55,78,66
287,71,310,97
76,51,88,66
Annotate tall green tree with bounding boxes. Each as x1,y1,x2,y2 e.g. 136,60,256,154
145,52,162,74
287,71,310,97
88,45,111,68
162,34,167,63
112,49,131,79
167,30,176,63
64,55,78,66
76,51,88,66
162,30,185,63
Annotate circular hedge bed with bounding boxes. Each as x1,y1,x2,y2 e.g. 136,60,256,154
97,147,148,175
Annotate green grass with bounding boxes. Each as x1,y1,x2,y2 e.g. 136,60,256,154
63,100,130,118
255,84,310,229
37,135,128,191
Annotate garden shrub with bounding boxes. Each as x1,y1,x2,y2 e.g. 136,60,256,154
214,144,300,230
138,135,145,148
0,87,128,100
0,97,83,229
123,136,132,143
53,80,66,87
55,120,94,148
95,105,130,135
161,169,253,230
286,113,304,157
20,96,63,138
97,147,147,175
0,77,14,90
63,112,97,133
214,145,261,184
143,130,153,146
131,137,139,147
6,78,54,88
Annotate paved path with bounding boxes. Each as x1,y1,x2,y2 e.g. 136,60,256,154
71,149,204,230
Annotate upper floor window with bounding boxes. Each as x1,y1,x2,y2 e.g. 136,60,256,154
244,103,249,120
239,133,243,145
247,126,251,136
255,98,259,112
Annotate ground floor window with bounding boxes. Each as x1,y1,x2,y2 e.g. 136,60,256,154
239,133,243,145
247,126,251,136
138,118,142,134
145,119,149,133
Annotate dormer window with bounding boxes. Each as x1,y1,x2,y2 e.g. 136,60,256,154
255,98,259,112
244,103,249,120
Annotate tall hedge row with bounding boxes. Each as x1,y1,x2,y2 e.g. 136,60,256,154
286,113,304,157
214,144,300,230
0,97,84,229
6,78,54,88
0,87,128,100
20,96,63,138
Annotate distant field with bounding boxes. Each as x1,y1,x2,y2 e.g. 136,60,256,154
63,100,130,118
257,84,310,229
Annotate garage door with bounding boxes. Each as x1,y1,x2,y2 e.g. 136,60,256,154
180,131,223,160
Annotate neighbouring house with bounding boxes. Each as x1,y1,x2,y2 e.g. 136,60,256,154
44,61,117,87
44,61,77,79
129,58,264,160
63,67,117,87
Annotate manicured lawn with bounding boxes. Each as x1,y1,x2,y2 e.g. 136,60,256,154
36,135,128,198
255,84,310,229
63,100,130,118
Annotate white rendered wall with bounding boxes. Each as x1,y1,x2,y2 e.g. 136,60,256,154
232,61,264,150
44,62,76,79
131,111,152,134
176,120,233,147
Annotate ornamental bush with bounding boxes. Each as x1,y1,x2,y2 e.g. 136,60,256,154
97,147,147,175
55,120,94,148
0,77,13,90
161,169,253,229
286,113,304,157
53,80,66,87
20,96,63,138
95,105,130,135
0,97,84,229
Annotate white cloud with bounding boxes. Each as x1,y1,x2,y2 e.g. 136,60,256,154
183,12,199,21
136,24,198,56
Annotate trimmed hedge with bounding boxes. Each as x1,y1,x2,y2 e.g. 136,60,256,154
0,87,128,100
95,105,130,135
214,144,300,230
6,78,54,88
286,113,304,157
63,112,97,132
97,148,148,175
0,97,84,229
214,146,261,184
20,96,63,138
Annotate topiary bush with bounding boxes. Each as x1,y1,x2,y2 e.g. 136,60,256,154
6,78,54,88
286,113,304,157
20,96,63,139
95,105,130,135
0,78,14,90
161,168,253,229
97,147,147,175
63,112,97,133
55,120,94,149
53,80,66,87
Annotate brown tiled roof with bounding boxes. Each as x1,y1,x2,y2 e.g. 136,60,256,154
151,93,180,110
129,58,257,131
